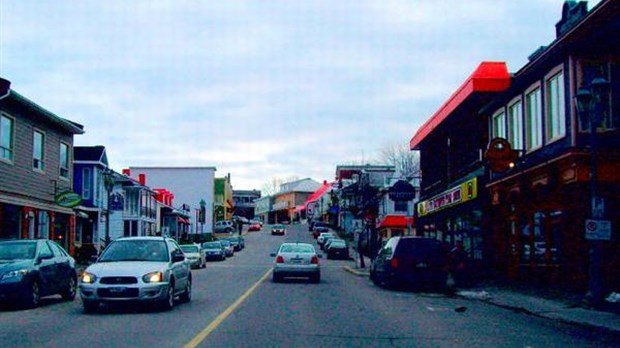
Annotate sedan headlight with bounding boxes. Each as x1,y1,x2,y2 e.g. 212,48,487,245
1,268,29,280
143,271,164,283
81,272,98,284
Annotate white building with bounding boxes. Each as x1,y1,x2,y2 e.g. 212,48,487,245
127,166,216,234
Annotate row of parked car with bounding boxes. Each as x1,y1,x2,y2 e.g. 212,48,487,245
0,233,249,312
309,221,350,260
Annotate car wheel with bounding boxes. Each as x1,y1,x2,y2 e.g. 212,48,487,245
311,273,321,283
159,282,175,311
83,300,99,313
23,280,41,308
179,279,192,303
272,273,281,282
61,275,77,301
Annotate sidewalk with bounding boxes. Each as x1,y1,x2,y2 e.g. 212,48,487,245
343,253,620,334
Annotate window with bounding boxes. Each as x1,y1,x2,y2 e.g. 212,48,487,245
82,168,91,199
492,110,506,138
545,71,565,141
33,130,45,171
394,200,408,212
525,87,542,150
508,99,523,151
0,113,14,162
59,142,70,178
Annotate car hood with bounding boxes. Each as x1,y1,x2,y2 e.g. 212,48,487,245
85,261,169,276
184,252,200,258
0,259,33,273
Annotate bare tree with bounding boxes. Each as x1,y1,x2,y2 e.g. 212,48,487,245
261,175,300,195
377,143,420,179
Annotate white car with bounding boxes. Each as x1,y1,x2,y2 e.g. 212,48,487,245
79,236,192,313
180,243,206,269
317,232,336,247
271,243,321,283
214,220,235,233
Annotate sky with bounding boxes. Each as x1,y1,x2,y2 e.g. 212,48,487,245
0,0,602,191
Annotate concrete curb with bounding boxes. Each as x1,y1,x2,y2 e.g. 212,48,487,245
343,266,370,277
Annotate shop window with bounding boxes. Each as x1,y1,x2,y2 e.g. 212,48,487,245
37,211,49,239
520,211,560,264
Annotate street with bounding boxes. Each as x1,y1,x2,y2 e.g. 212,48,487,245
1,223,619,348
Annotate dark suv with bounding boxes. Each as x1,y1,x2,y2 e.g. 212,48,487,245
370,236,447,292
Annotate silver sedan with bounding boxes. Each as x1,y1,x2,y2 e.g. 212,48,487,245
271,243,321,283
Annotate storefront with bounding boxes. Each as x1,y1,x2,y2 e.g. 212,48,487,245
415,177,488,276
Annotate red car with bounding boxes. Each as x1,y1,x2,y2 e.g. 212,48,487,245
248,223,261,232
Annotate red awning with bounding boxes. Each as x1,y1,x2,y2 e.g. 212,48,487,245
409,61,511,150
304,181,333,205
376,215,414,229
295,205,306,212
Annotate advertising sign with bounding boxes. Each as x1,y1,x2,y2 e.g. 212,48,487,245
417,178,478,217
55,191,82,208
585,219,612,240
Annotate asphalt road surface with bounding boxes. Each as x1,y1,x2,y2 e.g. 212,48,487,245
1,223,619,348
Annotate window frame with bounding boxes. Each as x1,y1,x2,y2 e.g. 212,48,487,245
525,84,543,151
507,97,524,151
32,129,45,172
545,67,566,142
82,167,92,200
491,108,507,139
0,112,15,163
59,142,70,179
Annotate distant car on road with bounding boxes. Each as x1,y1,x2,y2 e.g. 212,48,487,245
0,239,77,309
325,239,349,260
317,232,336,248
271,243,321,283
180,243,206,269
271,224,286,236
79,236,192,313
248,223,261,232
220,239,234,257
202,241,226,261
214,220,235,233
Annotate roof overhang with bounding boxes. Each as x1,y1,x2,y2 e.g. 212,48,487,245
409,62,510,150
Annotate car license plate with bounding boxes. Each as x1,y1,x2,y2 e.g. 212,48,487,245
416,263,428,268
291,258,302,264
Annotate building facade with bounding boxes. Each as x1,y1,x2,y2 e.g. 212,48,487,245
0,82,84,255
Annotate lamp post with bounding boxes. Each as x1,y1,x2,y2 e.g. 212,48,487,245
102,168,114,248
575,76,610,306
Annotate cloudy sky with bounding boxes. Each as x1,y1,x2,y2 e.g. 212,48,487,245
0,0,601,191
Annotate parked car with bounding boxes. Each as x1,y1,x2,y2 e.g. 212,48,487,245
79,236,192,313
369,236,448,292
308,220,329,232
180,243,206,269
325,239,349,260
271,224,286,236
317,232,336,247
214,220,235,233
220,239,234,257
312,226,329,239
202,241,226,261
226,237,242,252
251,219,263,227
248,223,261,232
270,243,321,283
0,239,77,309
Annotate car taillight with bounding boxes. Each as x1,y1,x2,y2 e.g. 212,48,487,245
390,257,399,269
276,255,284,263
311,255,319,264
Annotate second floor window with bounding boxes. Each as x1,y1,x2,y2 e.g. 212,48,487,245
394,200,408,212
492,110,506,139
59,142,70,179
508,99,524,151
525,87,543,150
545,71,566,141
82,167,91,200
0,113,14,162
33,130,45,171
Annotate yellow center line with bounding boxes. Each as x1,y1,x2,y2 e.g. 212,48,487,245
184,269,272,348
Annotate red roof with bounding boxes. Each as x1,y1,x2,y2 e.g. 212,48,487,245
304,181,333,205
376,215,414,228
409,62,511,150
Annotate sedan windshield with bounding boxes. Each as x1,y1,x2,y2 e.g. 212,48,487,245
180,245,199,253
99,240,168,262
0,241,36,260
203,242,221,249
279,244,315,254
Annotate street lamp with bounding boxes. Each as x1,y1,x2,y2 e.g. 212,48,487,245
102,168,115,248
574,76,610,306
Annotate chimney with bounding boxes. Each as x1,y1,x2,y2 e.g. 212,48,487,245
122,169,131,176
556,1,588,38
138,173,146,185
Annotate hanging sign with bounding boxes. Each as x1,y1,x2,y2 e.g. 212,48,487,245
55,191,82,208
